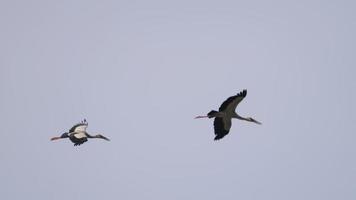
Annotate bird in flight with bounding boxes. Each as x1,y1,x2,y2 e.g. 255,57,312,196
50,119,110,146
195,90,261,140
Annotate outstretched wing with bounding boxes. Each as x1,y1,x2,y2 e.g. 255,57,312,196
213,117,232,140
69,119,88,133
218,90,247,113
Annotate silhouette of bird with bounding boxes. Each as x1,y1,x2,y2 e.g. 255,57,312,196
51,119,110,146
195,90,261,140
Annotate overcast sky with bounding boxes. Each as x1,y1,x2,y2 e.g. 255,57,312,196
1,0,355,199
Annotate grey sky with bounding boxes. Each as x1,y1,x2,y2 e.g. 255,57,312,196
1,0,355,199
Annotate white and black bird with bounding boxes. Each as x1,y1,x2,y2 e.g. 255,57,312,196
195,90,261,140
51,119,110,146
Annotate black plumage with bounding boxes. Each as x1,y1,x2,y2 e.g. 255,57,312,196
51,119,110,146
218,90,247,112
69,135,88,146
213,117,229,140
195,89,261,140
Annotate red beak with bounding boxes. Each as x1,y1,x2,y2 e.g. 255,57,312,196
195,116,208,119
50,137,62,141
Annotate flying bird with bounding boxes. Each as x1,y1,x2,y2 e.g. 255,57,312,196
51,119,110,146
195,90,261,140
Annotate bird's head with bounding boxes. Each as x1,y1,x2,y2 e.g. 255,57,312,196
249,117,262,125
95,134,110,141
61,132,69,137
195,110,218,119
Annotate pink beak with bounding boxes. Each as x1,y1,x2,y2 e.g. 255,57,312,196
195,115,208,119
50,136,62,141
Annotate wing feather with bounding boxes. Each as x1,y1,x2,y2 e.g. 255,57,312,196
69,119,88,133
213,117,232,140
219,90,247,113
69,132,88,146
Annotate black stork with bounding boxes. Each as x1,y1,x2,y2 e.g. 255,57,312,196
51,119,110,146
195,90,261,140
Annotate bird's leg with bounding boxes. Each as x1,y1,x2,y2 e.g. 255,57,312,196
87,133,110,141
250,118,262,125
236,114,262,124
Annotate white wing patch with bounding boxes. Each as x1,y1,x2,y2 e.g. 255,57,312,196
73,124,88,132
73,132,87,139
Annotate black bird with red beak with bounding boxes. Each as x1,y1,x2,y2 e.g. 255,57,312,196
195,90,261,140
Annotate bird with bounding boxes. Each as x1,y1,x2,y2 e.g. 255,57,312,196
50,119,110,146
195,90,261,140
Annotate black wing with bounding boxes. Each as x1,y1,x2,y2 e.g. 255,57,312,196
69,135,88,146
213,117,231,140
73,139,88,146
218,90,247,112
69,119,88,133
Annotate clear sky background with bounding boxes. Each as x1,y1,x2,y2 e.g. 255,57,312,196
1,0,355,199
